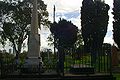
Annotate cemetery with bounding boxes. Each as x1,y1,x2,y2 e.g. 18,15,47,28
0,0,119,80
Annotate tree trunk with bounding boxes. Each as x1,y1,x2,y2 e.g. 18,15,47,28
18,42,22,55
58,46,64,76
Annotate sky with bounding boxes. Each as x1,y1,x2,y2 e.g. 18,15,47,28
0,0,114,52
41,0,114,48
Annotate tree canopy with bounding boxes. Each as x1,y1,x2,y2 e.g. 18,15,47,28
50,19,78,74
81,0,110,53
113,0,120,49
0,0,50,56
50,19,78,48
81,0,110,65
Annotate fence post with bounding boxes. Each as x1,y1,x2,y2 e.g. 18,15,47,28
0,58,1,78
110,45,112,75
1,58,5,78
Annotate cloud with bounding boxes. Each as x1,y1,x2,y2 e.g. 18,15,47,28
58,0,81,11
106,30,113,37
54,10,80,21
104,0,114,44
104,35,114,44
43,0,81,12
0,0,114,52
69,16,81,29
64,10,80,19
43,0,114,46
40,27,50,48
105,0,113,8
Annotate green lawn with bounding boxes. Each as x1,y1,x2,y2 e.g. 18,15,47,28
64,54,111,72
113,73,120,80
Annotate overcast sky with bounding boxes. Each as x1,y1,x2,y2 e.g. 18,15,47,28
0,0,114,52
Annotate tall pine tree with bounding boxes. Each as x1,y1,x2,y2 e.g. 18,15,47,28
113,0,120,49
81,0,110,65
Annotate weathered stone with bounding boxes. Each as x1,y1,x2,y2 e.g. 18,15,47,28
22,0,43,73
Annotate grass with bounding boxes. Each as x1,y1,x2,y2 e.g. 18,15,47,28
113,73,120,80
64,54,111,73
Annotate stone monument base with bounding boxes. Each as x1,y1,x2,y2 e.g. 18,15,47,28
20,57,43,73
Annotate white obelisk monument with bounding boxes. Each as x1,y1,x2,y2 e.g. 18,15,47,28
28,0,40,57
25,0,42,72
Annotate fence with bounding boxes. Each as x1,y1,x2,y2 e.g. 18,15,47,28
64,43,112,75
0,44,112,78
0,54,16,78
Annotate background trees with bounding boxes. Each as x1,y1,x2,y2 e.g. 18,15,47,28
0,0,50,57
50,19,78,74
50,19,78,48
113,0,120,49
81,0,110,64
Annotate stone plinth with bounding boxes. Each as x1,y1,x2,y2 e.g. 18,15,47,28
21,57,43,73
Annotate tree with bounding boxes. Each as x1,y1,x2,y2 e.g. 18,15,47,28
50,19,78,48
81,0,110,65
0,0,50,58
0,1,9,47
74,30,84,48
50,19,78,74
113,0,120,49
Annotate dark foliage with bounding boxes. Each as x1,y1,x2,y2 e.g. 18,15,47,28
81,0,110,53
0,0,49,56
113,0,120,49
50,19,78,74
81,0,109,65
50,19,78,48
